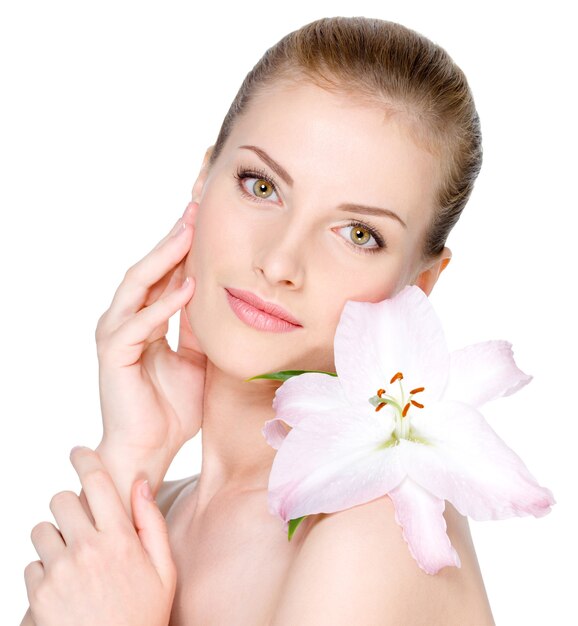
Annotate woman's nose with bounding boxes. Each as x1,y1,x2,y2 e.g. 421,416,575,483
252,222,307,288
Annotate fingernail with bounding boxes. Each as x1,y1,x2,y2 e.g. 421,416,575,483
171,218,187,237
141,480,154,501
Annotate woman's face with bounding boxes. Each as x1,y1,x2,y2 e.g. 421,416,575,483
183,81,445,378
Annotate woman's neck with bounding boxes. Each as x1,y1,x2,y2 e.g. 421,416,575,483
194,359,283,503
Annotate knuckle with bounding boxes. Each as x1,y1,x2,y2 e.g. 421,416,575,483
32,583,47,603
95,334,111,361
83,467,111,490
46,555,69,580
74,537,100,566
95,312,109,340
123,264,133,280
23,559,40,581
49,490,75,512
26,573,50,606
95,314,119,352
76,534,131,570
32,575,58,608
30,521,53,542
124,263,140,282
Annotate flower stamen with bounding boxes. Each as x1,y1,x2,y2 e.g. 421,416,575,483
370,371,427,442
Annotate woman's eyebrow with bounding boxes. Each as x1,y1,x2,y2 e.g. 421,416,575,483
337,204,407,229
238,145,294,186
237,144,407,229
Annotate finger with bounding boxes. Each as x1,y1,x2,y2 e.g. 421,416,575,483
107,275,195,356
177,304,204,357
104,221,191,326
69,447,134,534
30,521,65,566
24,560,44,596
49,490,95,544
152,201,199,250
104,201,199,323
132,480,176,589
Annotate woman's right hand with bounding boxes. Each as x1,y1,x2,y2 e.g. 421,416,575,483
93,200,205,501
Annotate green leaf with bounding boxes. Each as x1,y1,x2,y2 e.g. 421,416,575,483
287,515,308,541
244,369,338,383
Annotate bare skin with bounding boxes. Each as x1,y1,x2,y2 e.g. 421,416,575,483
23,79,495,625
156,475,494,626
157,475,306,625
22,474,493,626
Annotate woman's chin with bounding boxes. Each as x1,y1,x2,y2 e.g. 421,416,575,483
185,304,335,380
209,353,296,382
211,349,335,384
201,345,315,383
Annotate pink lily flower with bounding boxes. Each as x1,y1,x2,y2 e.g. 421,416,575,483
258,285,555,574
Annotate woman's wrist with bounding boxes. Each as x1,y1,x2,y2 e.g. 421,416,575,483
94,440,176,510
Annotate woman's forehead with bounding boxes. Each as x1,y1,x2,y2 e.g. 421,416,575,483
231,82,436,167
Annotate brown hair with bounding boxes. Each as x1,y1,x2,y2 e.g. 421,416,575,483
207,16,482,264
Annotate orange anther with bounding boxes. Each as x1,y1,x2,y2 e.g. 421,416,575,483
377,389,385,397
390,372,404,384
410,399,424,409
409,386,425,395
375,402,387,412
402,402,411,417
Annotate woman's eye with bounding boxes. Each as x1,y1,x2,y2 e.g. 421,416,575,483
235,168,280,203
336,222,384,253
249,177,277,200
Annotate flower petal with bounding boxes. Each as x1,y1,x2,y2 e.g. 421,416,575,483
262,418,291,450
334,285,450,409
262,372,348,449
267,406,405,523
444,340,533,407
408,401,556,520
388,477,461,575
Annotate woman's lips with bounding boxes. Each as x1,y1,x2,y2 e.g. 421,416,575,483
225,288,303,333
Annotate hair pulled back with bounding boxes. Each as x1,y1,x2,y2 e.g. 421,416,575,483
208,16,482,263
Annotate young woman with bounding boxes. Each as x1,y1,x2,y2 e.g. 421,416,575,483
22,16,495,625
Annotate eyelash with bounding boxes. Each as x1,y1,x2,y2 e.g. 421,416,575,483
232,165,387,255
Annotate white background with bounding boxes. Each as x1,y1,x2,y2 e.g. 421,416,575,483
1,1,575,623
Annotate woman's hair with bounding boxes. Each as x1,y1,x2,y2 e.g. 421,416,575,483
207,16,482,264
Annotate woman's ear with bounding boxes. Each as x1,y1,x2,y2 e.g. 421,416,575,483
191,144,215,203
412,247,452,296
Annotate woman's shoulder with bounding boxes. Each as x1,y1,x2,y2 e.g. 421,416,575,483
271,495,495,625
156,473,200,517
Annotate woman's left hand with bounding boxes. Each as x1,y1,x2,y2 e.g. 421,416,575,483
24,446,177,626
